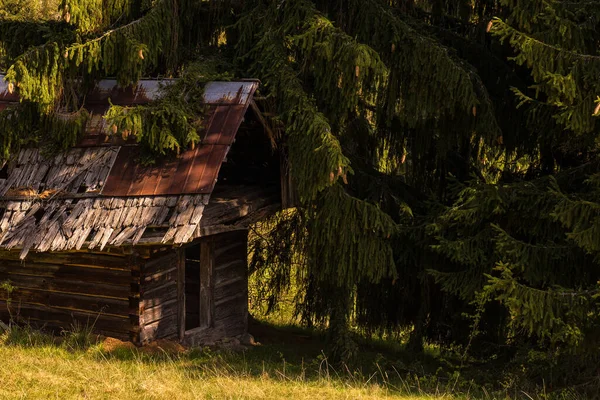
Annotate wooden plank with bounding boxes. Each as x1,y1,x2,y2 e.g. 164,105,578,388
141,269,177,294
127,253,142,345
212,239,245,259
214,295,248,327
0,250,128,269
177,248,185,341
139,313,178,343
142,266,177,284
143,298,178,326
0,274,130,299
214,277,247,302
141,282,177,309
213,259,245,284
212,317,246,339
0,288,131,317
0,262,132,286
213,248,247,268
199,240,213,329
142,252,177,277
0,300,131,340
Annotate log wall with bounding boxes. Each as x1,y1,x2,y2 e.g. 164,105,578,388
0,230,249,346
138,250,179,343
212,230,248,336
0,250,138,340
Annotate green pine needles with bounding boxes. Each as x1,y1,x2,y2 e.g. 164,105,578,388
3,0,600,378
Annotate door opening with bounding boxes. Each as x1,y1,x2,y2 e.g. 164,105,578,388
184,244,200,330
184,240,213,331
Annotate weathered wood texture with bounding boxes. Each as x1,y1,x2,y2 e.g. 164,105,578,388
0,225,250,346
199,185,280,237
0,250,139,340
0,147,119,197
0,193,209,259
138,250,179,343
184,230,248,346
198,241,214,329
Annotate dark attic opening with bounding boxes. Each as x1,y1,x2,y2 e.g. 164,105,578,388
212,102,282,205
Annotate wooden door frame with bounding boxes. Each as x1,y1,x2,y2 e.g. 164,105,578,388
177,238,214,342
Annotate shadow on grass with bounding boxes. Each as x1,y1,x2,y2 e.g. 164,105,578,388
1,318,580,399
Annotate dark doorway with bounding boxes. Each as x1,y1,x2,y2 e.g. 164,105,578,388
184,243,201,330
184,240,213,331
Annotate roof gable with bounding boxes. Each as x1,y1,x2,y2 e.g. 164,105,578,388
0,77,259,257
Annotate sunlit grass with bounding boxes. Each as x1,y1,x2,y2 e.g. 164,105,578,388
0,323,578,400
0,324,468,400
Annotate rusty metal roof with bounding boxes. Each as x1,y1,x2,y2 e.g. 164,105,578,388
101,81,258,196
0,75,259,197
0,77,261,253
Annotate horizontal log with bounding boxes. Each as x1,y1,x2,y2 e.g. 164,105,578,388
141,282,177,309
143,298,178,326
0,262,132,286
214,281,248,305
213,260,246,284
214,247,246,268
212,240,245,259
139,313,177,343
0,288,131,317
142,266,176,284
0,273,130,300
213,317,246,339
214,277,247,302
141,269,177,294
0,300,132,339
0,250,129,270
142,252,177,277
214,294,248,324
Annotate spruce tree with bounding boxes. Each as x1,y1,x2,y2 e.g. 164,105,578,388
2,0,600,373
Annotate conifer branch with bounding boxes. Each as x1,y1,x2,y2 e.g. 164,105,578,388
491,18,600,61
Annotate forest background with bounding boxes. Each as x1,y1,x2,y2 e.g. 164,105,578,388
1,0,600,397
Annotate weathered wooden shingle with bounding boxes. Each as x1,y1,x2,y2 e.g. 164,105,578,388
0,147,119,197
0,77,261,258
0,193,210,258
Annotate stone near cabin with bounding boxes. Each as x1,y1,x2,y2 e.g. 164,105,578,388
239,333,258,346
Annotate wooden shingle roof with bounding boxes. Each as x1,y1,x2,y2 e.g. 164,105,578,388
0,77,259,258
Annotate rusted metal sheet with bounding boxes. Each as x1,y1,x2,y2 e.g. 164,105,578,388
101,144,230,196
0,74,259,197
101,81,258,196
202,105,248,145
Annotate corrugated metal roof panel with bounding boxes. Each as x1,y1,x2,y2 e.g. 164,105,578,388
0,75,259,197
101,80,258,196
202,104,247,145
100,143,231,196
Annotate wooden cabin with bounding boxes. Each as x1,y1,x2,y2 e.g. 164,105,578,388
0,77,281,345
